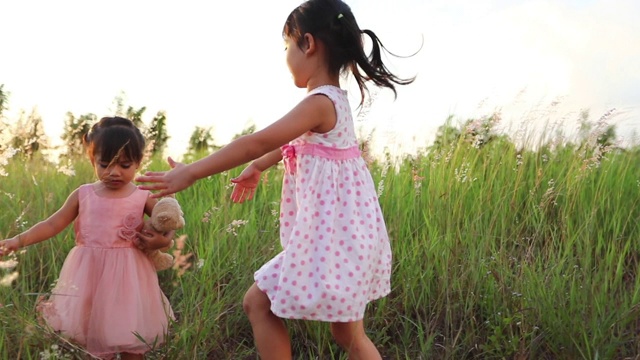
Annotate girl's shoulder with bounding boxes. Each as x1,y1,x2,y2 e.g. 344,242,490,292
308,85,351,118
308,85,348,103
77,183,93,196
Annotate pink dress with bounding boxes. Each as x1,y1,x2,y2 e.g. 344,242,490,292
38,184,173,359
254,85,392,322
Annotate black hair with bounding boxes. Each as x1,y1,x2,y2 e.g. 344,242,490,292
83,116,145,164
283,0,416,105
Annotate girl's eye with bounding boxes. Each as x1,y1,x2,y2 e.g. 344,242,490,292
99,163,109,169
121,163,132,169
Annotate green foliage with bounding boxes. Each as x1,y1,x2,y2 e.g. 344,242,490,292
126,105,147,129
146,111,170,156
184,126,216,162
1,120,639,358
429,112,509,153
0,84,8,118
8,109,48,160
60,112,96,160
231,123,256,141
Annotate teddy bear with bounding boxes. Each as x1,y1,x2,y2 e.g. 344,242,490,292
144,196,185,271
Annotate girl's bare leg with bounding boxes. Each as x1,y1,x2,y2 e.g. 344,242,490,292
330,320,382,360
243,283,291,360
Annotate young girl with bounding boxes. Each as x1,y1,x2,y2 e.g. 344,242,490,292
0,117,174,360
137,0,413,358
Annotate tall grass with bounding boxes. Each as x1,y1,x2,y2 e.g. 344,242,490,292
1,125,639,359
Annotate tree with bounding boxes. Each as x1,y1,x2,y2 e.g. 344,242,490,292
460,112,502,149
429,115,461,151
184,126,215,161
110,91,127,117
575,108,618,161
126,106,147,129
0,84,8,119
10,109,49,159
146,111,170,156
61,112,96,159
0,84,9,152
597,125,616,148
108,91,146,128
231,123,256,140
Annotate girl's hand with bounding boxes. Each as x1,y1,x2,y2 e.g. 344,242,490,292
136,157,194,198
134,226,175,252
0,237,21,257
230,164,262,203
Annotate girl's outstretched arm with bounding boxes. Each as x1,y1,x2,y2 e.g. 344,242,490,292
0,189,80,256
230,149,283,203
137,94,335,198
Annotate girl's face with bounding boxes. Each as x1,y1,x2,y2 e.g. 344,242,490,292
285,36,308,88
93,155,139,190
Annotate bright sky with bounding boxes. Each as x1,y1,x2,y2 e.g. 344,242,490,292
1,0,639,160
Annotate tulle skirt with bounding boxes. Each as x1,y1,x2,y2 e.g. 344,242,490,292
38,246,174,358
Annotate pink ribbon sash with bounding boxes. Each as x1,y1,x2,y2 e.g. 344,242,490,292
281,143,361,175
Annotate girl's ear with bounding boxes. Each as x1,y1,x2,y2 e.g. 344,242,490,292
303,33,317,55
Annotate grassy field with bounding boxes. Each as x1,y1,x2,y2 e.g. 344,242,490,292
1,127,639,359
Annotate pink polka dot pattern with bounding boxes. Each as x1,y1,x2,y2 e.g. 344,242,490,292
254,85,392,322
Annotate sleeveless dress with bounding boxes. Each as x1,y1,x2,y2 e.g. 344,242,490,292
254,85,392,322
38,184,174,359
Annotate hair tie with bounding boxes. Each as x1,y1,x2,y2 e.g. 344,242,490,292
337,13,344,19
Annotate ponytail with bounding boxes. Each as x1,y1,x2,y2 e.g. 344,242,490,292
349,29,415,106
283,0,417,106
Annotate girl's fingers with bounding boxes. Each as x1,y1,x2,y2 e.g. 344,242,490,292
147,171,168,178
235,187,254,203
230,186,251,203
246,188,255,200
230,188,241,202
137,184,165,191
136,175,167,184
231,174,248,183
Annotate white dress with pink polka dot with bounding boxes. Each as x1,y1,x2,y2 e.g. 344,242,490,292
254,85,392,322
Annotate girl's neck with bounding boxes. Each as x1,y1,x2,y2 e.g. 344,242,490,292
306,75,340,92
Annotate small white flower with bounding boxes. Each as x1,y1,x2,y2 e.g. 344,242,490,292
57,164,76,176
0,272,19,286
0,259,18,270
226,219,249,236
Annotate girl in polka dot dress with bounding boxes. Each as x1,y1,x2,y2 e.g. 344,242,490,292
137,0,414,358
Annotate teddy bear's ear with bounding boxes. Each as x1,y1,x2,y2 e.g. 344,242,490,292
154,212,185,231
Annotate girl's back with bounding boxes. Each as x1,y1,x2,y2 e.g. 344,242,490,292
291,85,358,148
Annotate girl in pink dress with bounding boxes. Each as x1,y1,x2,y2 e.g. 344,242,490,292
0,117,174,360
137,0,414,358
